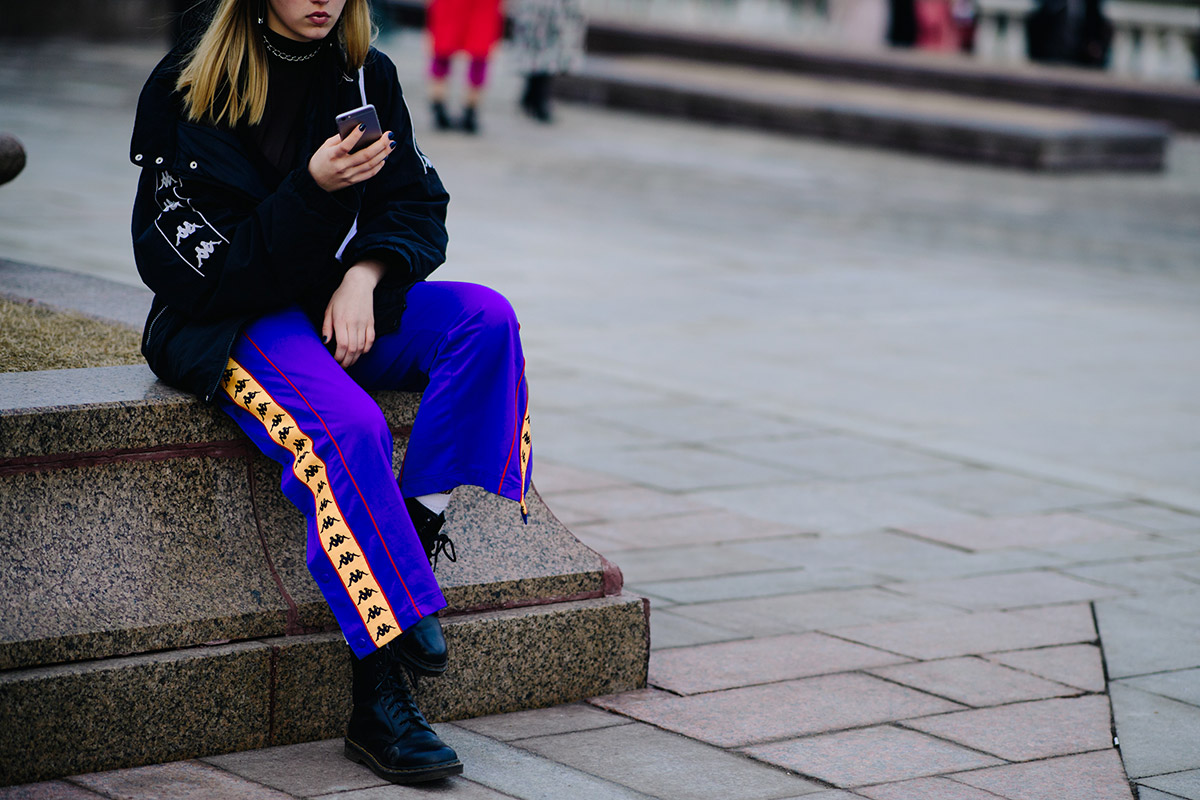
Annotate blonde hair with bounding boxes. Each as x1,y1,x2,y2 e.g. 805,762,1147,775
176,0,375,126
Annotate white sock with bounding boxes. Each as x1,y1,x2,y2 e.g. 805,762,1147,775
414,491,452,516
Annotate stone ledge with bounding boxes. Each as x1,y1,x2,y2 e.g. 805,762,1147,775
0,366,620,671
583,20,1200,133
556,55,1169,172
0,594,649,786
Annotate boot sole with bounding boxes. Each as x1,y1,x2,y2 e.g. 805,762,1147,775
344,738,464,784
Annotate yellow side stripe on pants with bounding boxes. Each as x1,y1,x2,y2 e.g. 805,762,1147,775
221,358,403,650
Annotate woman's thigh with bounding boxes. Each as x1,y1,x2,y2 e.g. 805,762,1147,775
349,280,520,392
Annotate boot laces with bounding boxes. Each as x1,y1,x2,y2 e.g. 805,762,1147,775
381,672,434,736
428,533,457,571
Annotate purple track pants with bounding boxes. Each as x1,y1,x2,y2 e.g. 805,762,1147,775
215,281,532,660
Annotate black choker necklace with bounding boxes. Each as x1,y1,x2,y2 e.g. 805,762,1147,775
262,34,322,62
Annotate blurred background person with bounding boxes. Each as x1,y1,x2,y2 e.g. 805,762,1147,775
1026,0,1112,67
427,0,503,132
510,0,585,123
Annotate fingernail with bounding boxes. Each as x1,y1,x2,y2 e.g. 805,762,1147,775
387,131,395,140
389,141,396,149
358,124,365,131
322,335,330,343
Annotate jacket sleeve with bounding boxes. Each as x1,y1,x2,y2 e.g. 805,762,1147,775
339,51,449,283
131,160,360,321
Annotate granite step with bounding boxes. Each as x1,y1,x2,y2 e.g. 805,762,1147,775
555,55,1170,171
0,365,649,786
583,21,1200,133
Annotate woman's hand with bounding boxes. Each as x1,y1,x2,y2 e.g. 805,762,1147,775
308,127,395,192
323,260,387,368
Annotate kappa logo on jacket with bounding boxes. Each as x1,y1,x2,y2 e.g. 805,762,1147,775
153,170,228,276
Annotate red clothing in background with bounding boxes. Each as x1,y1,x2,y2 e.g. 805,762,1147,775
428,0,503,59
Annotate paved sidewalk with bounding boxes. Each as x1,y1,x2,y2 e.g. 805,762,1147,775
3,28,1200,800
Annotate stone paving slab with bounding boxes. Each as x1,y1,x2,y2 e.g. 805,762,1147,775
984,644,1107,693
833,604,1097,660
1085,503,1200,533
857,776,1015,800
513,722,824,799
572,509,804,550
583,402,824,443
630,565,889,605
311,780,515,799
648,632,909,694
694,481,978,536
742,725,1002,788
590,674,963,747
1109,684,1200,779
882,570,1128,611
1063,559,1200,595
901,695,1114,762
0,783,104,800
1137,789,1194,800
666,587,967,638
1094,600,1200,678
203,740,385,797
454,702,633,742
602,541,789,584
640,607,749,651
951,749,1135,800
1138,770,1200,800
71,761,295,800
865,468,1121,517
867,656,1079,707
435,725,659,800
1119,668,1200,707
708,433,963,480
897,514,1143,552
733,531,1068,583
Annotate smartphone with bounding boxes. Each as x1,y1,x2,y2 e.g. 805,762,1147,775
335,104,383,153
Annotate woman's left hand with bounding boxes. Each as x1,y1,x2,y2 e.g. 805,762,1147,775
323,260,387,368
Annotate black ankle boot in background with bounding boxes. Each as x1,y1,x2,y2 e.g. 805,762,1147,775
404,496,457,570
520,73,553,123
431,101,453,131
459,105,479,134
344,644,463,783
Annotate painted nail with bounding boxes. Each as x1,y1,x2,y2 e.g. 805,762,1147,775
389,141,396,149
358,124,365,131
387,131,395,140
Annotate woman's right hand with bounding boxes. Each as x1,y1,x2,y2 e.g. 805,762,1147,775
308,126,395,192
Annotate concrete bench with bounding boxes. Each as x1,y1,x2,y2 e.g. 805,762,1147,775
0,365,648,785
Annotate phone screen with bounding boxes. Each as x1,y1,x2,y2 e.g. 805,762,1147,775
335,104,383,153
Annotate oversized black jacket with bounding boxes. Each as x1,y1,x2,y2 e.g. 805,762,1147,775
130,44,449,402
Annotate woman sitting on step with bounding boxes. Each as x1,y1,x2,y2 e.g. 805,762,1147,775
129,0,533,784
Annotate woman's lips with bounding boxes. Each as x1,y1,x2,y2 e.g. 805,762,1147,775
308,12,330,22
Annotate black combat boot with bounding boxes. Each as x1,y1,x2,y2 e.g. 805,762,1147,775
395,614,447,677
344,644,463,783
404,496,457,571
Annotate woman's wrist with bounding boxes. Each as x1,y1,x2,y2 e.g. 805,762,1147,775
343,259,387,289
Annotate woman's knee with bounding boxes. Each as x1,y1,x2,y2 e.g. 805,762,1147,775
459,283,519,339
325,395,392,453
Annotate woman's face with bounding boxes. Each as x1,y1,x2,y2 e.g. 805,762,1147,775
265,0,349,42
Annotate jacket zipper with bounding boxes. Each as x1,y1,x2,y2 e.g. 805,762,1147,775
204,327,240,404
144,305,169,350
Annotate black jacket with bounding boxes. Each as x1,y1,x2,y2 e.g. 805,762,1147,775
130,44,449,402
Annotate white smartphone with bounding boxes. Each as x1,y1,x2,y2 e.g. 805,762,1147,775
335,104,383,153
